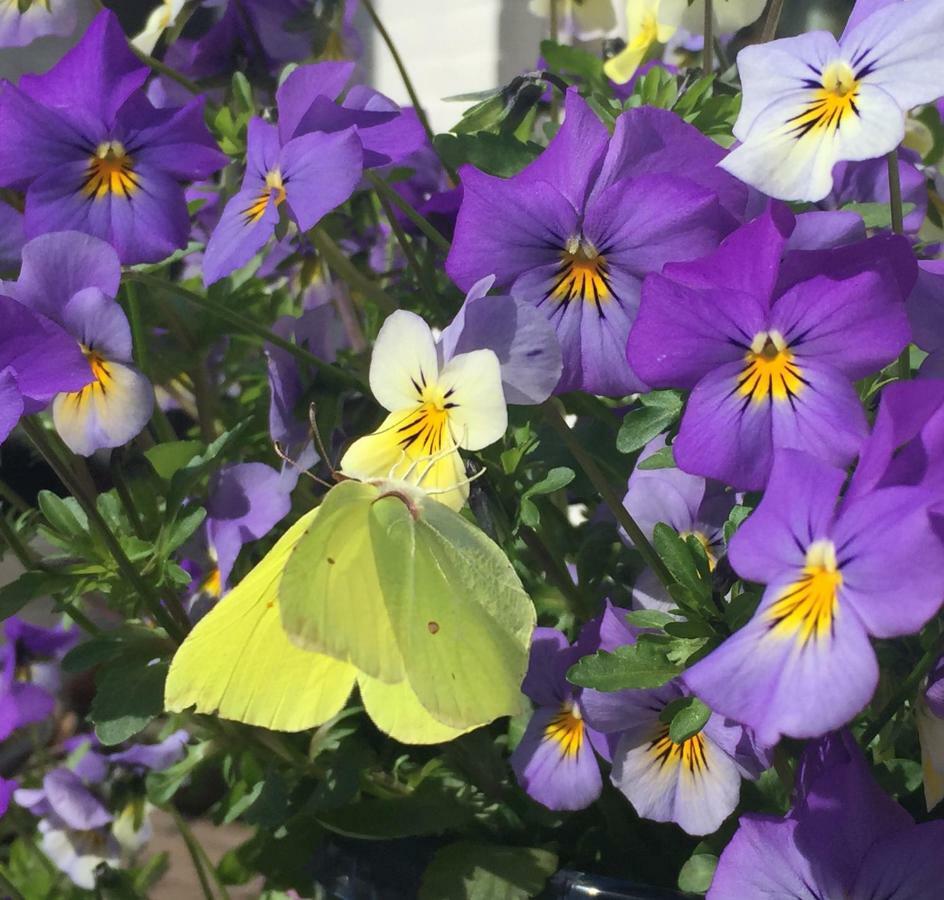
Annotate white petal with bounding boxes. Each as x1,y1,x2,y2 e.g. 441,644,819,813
733,32,843,143
722,81,903,201
680,0,767,35
437,349,507,451
369,310,439,412
841,0,944,110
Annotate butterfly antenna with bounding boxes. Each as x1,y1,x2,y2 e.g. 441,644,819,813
415,439,464,487
273,441,333,489
425,465,487,496
387,447,409,480
308,402,343,482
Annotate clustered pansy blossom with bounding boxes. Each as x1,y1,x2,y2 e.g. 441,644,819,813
4,0,944,894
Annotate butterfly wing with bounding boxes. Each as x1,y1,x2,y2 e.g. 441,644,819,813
370,494,535,730
279,480,405,682
165,507,357,731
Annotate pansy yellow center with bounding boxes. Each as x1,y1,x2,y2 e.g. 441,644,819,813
394,380,457,455
550,237,614,312
648,724,708,774
766,540,842,644
14,0,50,12
738,330,804,404
62,346,114,410
202,566,222,598
242,169,287,224
544,702,584,758
788,61,860,139
82,141,139,200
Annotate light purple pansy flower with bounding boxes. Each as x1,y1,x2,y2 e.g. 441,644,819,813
683,448,944,746
2,232,154,456
582,679,768,835
511,606,632,812
0,11,226,264
446,89,746,397
709,730,944,898
0,0,77,49
0,618,77,741
906,258,944,377
629,206,915,490
204,461,297,594
623,435,735,613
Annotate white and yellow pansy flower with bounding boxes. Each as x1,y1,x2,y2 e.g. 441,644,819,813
340,310,507,511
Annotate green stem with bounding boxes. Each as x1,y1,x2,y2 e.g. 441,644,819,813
128,272,367,389
703,0,714,73
167,807,224,900
374,186,438,306
109,449,146,539
309,230,397,316
542,401,675,592
125,281,150,375
861,632,944,745
21,418,188,641
191,359,218,442
129,44,202,95
366,171,452,253
360,0,455,180
519,525,587,616
0,513,33,569
761,0,785,42
0,477,30,515
549,1,561,124
0,867,25,900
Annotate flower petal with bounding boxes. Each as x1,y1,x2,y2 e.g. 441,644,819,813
436,349,507,451
369,310,438,412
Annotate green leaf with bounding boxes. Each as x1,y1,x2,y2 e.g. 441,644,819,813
162,506,207,555
724,503,753,542
523,467,574,499
90,657,168,745
434,132,543,178
0,571,76,621
661,696,711,743
678,852,718,893
637,445,676,470
840,201,916,229
37,490,87,536
617,391,683,454
316,780,474,839
625,609,674,629
147,741,213,805
145,440,203,481
420,842,557,900
540,39,606,89
653,523,708,600
567,639,681,691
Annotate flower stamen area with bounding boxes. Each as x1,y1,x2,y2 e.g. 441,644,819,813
787,61,861,140
242,170,287,224
649,725,708,774
544,702,584,758
766,540,843,644
549,237,615,315
737,331,805,404
394,380,459,455
82,141,139,200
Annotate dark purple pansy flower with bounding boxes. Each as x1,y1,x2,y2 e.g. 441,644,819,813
0,618,77,742
0,0,77,48
0,11,226,264
906,258,944,376
446,88,747,396
582,678,768,835
623,435,735,612
511,608,631,812
684,449,944,746
0,292,92,445
709,731,944,898
629,206,915,490
2,232,153,455
846,378,944,499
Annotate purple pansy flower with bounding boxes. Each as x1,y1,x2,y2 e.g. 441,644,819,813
511,606,632,811
0,0,77,49
906,258,944,376
0,292,92,445
683,448,944,746
0,11,226,264
446,89,746,396
2,232,154,456
581,679,768,835
204,461,296,594
0,618,77,741
629,206,915,490
709,731,944,898
623,436,735,612
204,61,425,285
